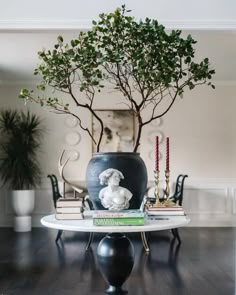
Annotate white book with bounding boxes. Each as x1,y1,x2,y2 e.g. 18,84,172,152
56,197,83,207
147,210,185,216
147,206,183,211
56,207,82,213
55,213,83,220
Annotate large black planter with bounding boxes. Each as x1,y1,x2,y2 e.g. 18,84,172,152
97,233,134,294
86,152,147,210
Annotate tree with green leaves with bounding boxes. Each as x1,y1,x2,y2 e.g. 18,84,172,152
20,5,215,152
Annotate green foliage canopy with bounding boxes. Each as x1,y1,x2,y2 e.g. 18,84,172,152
20,5,215,152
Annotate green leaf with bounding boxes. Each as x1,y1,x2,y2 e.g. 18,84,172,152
57,36,63,43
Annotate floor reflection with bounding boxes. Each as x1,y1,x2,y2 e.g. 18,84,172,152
54,232,184,294
14,232,34,270
1,228,235,294
127,233,184,294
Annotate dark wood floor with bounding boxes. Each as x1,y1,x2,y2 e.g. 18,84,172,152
0,227,235,295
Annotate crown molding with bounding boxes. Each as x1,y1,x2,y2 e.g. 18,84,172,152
0,20,91,32
163,20,236,30
1,19,236,32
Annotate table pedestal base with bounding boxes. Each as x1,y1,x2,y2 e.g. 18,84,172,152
97,233,134,294
105,285,128,294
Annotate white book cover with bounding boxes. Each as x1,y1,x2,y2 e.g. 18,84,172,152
147,206,183,211
56,207,82,213
147,210,185,216
55,213,83,220
56,198,83,207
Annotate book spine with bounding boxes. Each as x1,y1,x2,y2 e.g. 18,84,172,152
147,208,183,211
93,213,144,218
56,201,83,207
55,213,83,220
56,207,82,213
93,217,144,226
93,210,144,218
147,211,185,216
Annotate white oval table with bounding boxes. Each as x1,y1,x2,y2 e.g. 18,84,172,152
41,214,190,294
41,214,190,233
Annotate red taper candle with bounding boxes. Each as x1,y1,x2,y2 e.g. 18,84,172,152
155,136,159,171
166,137,169,171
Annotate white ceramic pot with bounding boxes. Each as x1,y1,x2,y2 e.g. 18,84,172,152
12,190,35,232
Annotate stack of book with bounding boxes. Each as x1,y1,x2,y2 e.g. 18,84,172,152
146,205,185,216
93,209,145,226
55,198,84,220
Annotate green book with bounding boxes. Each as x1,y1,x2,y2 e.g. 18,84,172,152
93,209,145,218
93,217,144,226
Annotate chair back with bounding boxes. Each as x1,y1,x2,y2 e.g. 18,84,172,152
171,174,188,206
47,174,63,208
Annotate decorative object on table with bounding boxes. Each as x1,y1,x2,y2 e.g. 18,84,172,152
0,109,43,232
58,150,84,196
147,130,164,145
19,6,215,210
55,213,83,220
48,174,93,245
150,136,176,208
164,136,171,199
98,168,132,211
55,197,84,220
86,152,147,209
93,209,145,226
146,206,185,216
97,233,134,294
146,173,188,243
56,197,83,207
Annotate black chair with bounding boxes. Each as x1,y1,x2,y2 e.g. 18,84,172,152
47,174,62,207
170,174,188,206
47,174,64,242
47,174,94,248
169,174,188,242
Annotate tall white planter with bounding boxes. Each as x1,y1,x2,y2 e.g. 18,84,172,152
12,190,35,232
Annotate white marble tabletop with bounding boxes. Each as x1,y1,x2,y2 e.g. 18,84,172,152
41,213,190,233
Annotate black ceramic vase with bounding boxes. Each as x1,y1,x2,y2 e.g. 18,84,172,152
97,233,134,294
86,152,147,209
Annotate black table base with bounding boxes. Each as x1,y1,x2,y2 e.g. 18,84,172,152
97,233,134,294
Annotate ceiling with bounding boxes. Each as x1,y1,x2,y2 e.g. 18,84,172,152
0,30,235,84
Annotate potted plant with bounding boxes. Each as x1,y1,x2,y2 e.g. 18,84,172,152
19,6,215,209
0,109,43,231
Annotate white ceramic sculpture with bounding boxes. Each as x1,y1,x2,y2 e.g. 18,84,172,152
98,168,133,210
